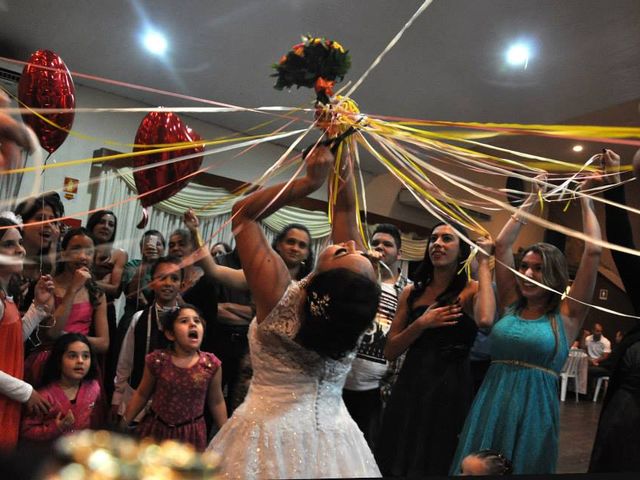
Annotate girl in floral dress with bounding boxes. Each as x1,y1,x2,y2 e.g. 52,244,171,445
121,305,227,451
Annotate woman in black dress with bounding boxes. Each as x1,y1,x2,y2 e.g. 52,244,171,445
375,223,494,476
589,149,640,472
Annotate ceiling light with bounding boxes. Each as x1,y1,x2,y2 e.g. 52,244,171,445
142,30,168,55
572,145,584,152
506,43,531,68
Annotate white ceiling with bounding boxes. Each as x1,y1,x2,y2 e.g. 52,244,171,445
1,0,639,170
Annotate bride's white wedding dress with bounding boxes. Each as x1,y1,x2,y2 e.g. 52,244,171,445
207,281,381,479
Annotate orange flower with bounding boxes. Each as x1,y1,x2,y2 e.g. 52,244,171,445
279,55,287,64
293,46,304,57
314,77,335,97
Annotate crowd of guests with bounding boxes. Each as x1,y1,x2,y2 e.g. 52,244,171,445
1,108,640,477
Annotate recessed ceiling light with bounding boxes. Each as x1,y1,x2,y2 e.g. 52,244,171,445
142,30,168,56
572,145,584,152
506,43,531,68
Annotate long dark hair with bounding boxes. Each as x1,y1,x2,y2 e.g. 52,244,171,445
0,217,22,299
512,242,569,359
55,228,102,308
272,223,314,280
86,210,117,244
0,217,19,239
297,268,380,359
408,222,471,309
40,333,98,387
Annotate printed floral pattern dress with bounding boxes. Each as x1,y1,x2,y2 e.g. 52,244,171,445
137,349,221,451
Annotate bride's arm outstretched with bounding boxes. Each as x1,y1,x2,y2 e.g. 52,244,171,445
232,146,334,323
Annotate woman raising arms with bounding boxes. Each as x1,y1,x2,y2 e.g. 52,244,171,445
451,174,602,474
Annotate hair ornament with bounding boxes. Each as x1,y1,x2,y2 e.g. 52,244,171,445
0,211,23,225
309,291,331,319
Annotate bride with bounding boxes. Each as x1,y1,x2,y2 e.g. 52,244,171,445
207,143,382,479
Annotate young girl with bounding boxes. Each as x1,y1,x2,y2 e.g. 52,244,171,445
21,333,103,442
24,228,108,387
121,305,227,451
0,214,54,450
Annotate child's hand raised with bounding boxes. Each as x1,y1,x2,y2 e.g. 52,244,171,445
33,274,55,312
71,267,92,293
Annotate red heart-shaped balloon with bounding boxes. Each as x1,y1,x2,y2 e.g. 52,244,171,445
133,112,204,208
18,50,75,154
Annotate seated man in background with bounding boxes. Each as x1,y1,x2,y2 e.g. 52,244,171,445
586,323,611,367
586,323,612,394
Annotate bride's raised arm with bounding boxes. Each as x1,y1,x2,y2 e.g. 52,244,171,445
330,140,367,251
231,145,334,322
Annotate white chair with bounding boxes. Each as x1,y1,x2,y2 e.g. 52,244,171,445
593,376,610,402
560,350,584,402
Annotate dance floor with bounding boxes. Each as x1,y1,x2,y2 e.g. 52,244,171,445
557,399,602,473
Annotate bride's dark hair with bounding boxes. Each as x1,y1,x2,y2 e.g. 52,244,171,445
297,268,380,359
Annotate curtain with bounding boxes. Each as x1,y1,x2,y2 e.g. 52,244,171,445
0,150,27,210
92,167,428,262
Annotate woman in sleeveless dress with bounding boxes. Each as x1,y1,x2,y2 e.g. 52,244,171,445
86,210,127,401
375,223,495,476
450,174,602,474
25,228,108,387
207,143,382,479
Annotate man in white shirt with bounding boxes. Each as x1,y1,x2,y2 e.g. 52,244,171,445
342,224,409,448
585,323,612,366
585,323,612,395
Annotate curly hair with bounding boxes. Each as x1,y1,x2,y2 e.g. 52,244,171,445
14,192,64,222
466,449,513,475
297,268,380,359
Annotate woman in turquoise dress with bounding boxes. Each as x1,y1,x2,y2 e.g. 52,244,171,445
450,174,602,475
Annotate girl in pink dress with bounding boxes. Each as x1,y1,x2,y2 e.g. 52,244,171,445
25,228,108,387
121,305,227,451
21,333,104,442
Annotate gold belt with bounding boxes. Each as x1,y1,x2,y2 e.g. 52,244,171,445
491,359,558,378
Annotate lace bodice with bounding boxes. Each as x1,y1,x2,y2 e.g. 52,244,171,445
208,281,381,479
248,281,355,422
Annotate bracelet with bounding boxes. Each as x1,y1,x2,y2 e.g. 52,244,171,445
510,214,527,225
194,230,205,249
32,301,51,315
